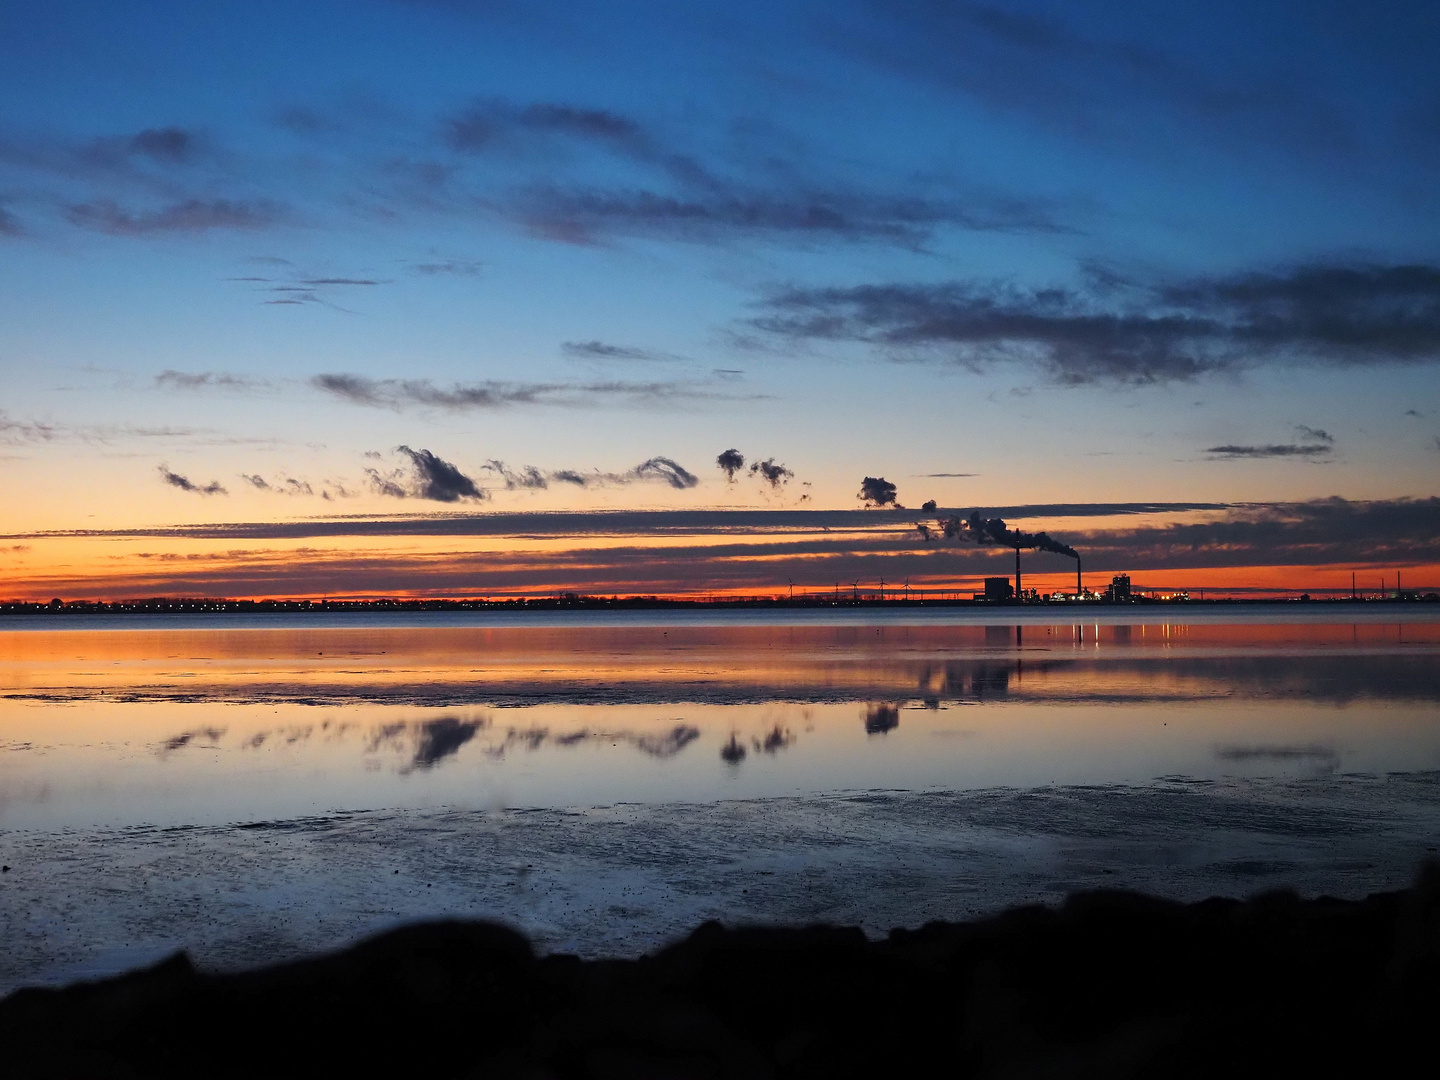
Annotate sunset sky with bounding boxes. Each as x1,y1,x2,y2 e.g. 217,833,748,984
3,0,1439,598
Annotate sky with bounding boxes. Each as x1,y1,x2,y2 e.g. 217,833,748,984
2,0,1439,599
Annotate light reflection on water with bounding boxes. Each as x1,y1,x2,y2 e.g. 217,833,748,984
1,614,1438,828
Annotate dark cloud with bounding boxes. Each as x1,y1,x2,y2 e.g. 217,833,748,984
717,448,745,482
298,277,384,286
367,446,485,502
631,457,698,489
7,503,1230,543
158,464,227,495
1204,444,1333,460
920,472,979,478
859,476,898,507
312,372,745,410
752,264,1440,384
1404,409,1424,418
66,198,285,235
750,458,793,489
561,340,676,362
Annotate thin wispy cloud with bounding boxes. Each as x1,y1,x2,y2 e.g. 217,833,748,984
311,372,757,410
66,198,286,235
561,340,679,362
156,370,269,391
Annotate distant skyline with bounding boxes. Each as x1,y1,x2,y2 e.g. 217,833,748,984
3,1,1439,598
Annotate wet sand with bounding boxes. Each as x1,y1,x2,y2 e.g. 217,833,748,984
4,771,1438,995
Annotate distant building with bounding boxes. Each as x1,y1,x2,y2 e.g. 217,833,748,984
1108,574,1132,602
983,577,1014,601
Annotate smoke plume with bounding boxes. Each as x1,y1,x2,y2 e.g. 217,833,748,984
926,511,1079,559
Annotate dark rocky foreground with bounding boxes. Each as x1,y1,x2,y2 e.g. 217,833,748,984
4,867,1438,1078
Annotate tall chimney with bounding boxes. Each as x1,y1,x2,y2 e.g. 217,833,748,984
1076,557,1082,598
1015,546,1021,602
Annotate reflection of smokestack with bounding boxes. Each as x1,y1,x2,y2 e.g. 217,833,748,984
1015,546,1021,602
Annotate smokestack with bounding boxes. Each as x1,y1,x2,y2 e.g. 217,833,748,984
1015,546,1021,602
1077,556,1082,598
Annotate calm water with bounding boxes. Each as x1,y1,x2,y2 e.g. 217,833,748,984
3,606,1438,829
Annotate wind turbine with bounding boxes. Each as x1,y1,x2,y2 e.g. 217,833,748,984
852,580,860,603
788,578,794,601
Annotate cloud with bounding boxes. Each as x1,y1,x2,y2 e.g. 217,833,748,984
158,464,227,495
751,263,1440,384
431,96,1065,248
239,473,339,498
631,456,698,489
1204,446,1332,460
124,127,199,164
850,2,1352,165
6,503,1234,543
717,448,745,482
1294,425,1335,445
750,458,793,489
561,340,677,362
510,185,1060,249
919,472,978,478
367,446,485,502
19,497,1440,601
66,198,286,235
412,258,482,276
311,372,749,410
156,370,267,391
0,204,22,237
859,476,898,507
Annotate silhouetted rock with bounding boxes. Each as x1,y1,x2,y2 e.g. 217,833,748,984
4,866,1439,1077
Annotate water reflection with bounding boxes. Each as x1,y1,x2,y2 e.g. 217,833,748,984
864,705,899,735
0,616,1437,829
5,621,1437,707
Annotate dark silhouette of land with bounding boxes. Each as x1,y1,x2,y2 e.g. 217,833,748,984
2,867,1437,1076
2,592,1435,615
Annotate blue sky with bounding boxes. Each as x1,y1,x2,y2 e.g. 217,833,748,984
2,1,1439,594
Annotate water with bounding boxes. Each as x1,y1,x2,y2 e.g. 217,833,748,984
1,606,1438,990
